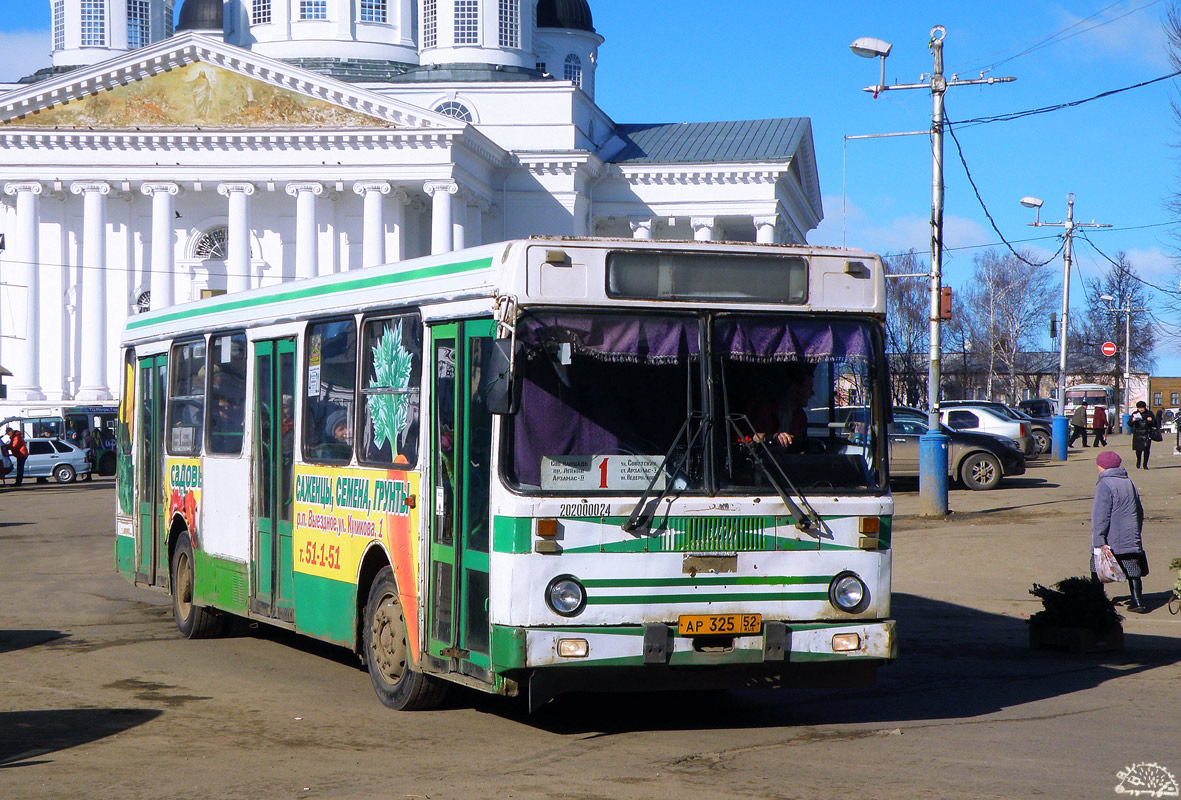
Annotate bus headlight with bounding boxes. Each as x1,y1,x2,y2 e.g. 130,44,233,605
545,575,587,617
829,572,869,614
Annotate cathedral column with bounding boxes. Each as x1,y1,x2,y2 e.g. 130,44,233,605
3,182,46,400
754,215,777,245
286,182,323,280
451,190,468,251
466,197,486,248
630,218,654,240
218,182,256,293
141,182,179,310
425,180,458,254
71,181,112,400
691,216,717,242
353,181,390,268
391,187,410,261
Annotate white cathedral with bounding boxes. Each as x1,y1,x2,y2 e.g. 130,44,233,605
0,0,822,403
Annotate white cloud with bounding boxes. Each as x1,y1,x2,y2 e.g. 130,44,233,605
0,31,52,84
1052,5,1173,70
811,195,991,261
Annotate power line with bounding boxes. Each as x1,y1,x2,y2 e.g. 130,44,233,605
1075,229,1181,296
944,114,1066,267
953,70,1181,129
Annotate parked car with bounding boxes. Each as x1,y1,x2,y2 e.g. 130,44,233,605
1018,398,1057,419
887,414,1026,490
22,437,92,483
939,405,1035,456
940,400,1051,456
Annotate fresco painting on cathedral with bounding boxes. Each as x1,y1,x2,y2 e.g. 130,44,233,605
2,62,392,129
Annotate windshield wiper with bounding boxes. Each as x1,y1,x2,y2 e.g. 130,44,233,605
622,412,708,534
727,414,827,537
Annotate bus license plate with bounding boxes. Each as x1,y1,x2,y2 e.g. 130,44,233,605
678,614,761,636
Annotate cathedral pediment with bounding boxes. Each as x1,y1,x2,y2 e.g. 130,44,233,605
0,32,454,131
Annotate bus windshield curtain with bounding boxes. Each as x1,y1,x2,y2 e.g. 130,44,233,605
714,318,872,364
516,314,699,365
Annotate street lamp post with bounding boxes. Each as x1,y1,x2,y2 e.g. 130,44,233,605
853,27,1014,516
1101,294,1145,432
1020,194,1110,458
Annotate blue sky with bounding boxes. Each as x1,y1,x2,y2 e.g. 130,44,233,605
3,1,1180,373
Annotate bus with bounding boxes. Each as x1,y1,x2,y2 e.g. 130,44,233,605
115,237,896,711
1063,383,1116,432
0,402,119,475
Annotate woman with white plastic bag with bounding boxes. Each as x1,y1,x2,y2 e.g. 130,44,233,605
1091,450,1149,612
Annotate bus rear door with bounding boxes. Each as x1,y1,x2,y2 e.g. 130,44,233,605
136,355,168,588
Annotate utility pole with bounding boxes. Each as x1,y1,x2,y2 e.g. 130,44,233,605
852,26,1015,516
1101,293,1145,431
1022,194,1111,458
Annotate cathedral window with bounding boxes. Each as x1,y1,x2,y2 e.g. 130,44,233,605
53,0,65,51
564,54,582,87
434,101,472,122
253,0,272,24
194,227,229,260
300,0,328,20
423,0,437,47
135,291,151,314
498,0,519,48
361,0,387,23
127,0,151,49
454,0,478,44
81,0,107,46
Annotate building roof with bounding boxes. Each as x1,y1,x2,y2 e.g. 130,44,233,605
608,118,810,164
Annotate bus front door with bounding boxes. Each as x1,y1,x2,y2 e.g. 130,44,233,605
252,338,296,622
136,355,167,587
427,320,494,681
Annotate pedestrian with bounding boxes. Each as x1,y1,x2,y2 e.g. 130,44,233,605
0,432,11,485
1091,404,1108,448
5,426,28,487
1091,450,1150,613
1129,401,1158,469
1068,399,1089,448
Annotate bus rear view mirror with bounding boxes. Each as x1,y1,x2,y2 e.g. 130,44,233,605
487,337,522,415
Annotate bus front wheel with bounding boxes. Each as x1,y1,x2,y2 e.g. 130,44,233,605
363,566,447,711
171,531,226,639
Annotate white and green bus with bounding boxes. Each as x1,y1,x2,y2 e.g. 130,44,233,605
115,237,896,710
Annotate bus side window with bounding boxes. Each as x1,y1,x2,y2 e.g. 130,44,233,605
207,333,248,455
168,339,206,455
304,318,357,463
358,312,422,468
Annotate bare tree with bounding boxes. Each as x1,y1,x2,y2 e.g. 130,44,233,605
961,249,1059,403
883,251,928,406
1073,252,1156,403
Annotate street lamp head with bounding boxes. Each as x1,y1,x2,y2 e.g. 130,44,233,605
1019,196,1043,209
849,37,893,58
1100,294,1113,302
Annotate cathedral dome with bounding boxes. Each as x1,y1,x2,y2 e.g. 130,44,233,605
177,0,224,32
537,0,595,32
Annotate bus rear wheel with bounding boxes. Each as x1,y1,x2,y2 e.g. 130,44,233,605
363,567,447,711
171,531,226,639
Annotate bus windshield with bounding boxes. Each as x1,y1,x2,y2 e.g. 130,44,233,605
504,311,884,495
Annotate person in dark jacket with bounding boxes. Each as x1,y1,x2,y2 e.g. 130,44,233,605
1091,404,1108,447
1068,400,1089,447
1129,401,1157,469
1092,450,1149,613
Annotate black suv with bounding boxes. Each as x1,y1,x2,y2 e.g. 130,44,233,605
1017,398,1056,419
